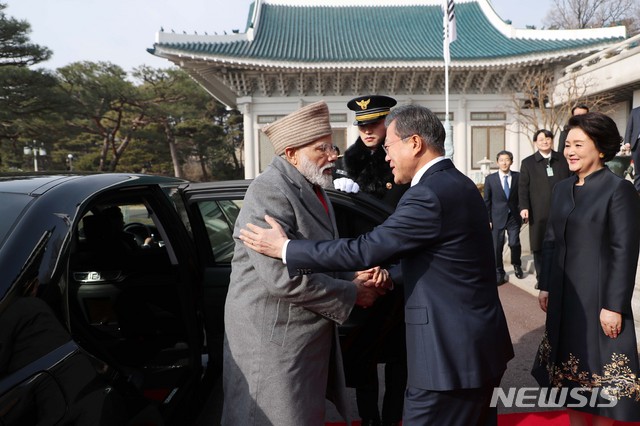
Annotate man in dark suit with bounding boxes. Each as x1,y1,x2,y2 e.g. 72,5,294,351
556,104,589,153
484,150,523,285
240,104,514,426
625,106,640,192
518,129,570,288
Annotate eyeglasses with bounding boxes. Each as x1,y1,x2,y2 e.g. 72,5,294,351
382,136,411,155
313,144,339,156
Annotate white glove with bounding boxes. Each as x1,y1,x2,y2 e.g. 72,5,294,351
333,177,360,193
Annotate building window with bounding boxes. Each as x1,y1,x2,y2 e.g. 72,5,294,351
258,113,346,125
470,112,506,121
257,127,347,172
435,112,454,121
258,130,275,173
257,115,284,124
332,128,347,155
471,126,505,169
256,110,348,172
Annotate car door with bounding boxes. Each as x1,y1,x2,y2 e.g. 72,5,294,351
65,185,207,425
0,176,208,426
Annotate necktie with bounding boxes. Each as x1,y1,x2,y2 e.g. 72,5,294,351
314,185,329,215
503,175,510,199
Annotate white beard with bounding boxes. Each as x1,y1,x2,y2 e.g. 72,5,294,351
299,153,334,188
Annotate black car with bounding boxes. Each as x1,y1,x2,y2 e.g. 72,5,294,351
0,173,392,425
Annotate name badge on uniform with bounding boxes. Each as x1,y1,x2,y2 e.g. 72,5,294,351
546,165,554,177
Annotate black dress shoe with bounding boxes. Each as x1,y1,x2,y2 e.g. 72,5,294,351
497,275,507,285
514,265,524,279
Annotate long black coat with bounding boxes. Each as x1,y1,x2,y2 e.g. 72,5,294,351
533,168,640,422
518,151,570,252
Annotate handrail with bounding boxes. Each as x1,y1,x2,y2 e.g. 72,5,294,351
561,33,640,76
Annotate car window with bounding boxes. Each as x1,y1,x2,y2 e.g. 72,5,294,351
78,203,159,248
162,186,193,238
196,200,242,263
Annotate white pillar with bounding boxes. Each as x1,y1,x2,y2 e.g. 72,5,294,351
238,97,255,179
453,98,467,175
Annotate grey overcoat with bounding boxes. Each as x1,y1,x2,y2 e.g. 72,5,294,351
222,156,356,425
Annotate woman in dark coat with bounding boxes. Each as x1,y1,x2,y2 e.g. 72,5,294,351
532,112,640,425
518,129,570,287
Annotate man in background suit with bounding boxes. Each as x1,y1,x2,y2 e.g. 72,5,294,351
518,129,570,288
484,150,523,285
625,106,640,192
240,104,514,426
221,101,380,426
557,104,589,153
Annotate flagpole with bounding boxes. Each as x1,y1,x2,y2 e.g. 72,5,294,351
443,0,455,160
444,55,453,159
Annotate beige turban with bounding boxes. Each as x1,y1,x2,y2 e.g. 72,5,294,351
263,101,333,155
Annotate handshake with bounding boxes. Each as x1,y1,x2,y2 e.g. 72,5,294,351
353,267,392,308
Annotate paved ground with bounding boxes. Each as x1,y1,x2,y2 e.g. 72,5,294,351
325,259,545,422
199,237,640,424
495,260,548,415
326,254,640,421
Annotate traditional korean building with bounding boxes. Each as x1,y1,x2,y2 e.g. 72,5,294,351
149,0,627,180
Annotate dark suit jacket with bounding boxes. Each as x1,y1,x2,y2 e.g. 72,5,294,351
557,127,569,153
518,151,570,252
285,159,514,391
625,107,640,191
484,171,521,229
625,106,640,151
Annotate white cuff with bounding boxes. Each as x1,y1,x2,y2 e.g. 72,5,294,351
282,239,290,264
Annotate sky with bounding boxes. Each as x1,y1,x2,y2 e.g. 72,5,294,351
6,0,553,72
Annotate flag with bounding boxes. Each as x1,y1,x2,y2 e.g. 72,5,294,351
443,0,457,65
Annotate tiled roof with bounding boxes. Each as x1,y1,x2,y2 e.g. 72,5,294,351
151,0,625,64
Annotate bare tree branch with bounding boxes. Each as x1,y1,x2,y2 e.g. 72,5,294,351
544,0,636,31
507,69,614,148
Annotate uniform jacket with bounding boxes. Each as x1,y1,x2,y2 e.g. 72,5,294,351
484,171,521,230
336,138,409,207
285,159,514,391
335,137,409,389
518,151,570,252
222,156,356,426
